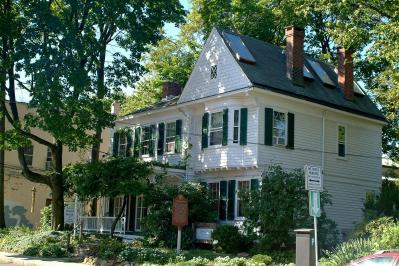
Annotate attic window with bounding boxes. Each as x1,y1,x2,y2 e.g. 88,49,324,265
210,65,217,79
303,65,314,80
223,32,256,64
307,59,335,86
354,81,365,96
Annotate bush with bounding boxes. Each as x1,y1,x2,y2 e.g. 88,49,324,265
211,224,250,254
241,165,338,251
142,181,217,248
119,246,174,264
0,228,70,258
251,254,273,265
320,238,375,266
97,237,124,260
40,206,52,230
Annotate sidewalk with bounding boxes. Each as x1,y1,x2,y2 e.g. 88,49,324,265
0,252,84,266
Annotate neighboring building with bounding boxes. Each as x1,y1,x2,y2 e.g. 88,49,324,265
101,26,384,238
382,156,399,179
4,102,110,228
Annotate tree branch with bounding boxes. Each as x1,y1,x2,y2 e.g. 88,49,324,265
17,147,51,186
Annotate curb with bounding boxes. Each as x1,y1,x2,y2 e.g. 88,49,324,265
0,252,84,266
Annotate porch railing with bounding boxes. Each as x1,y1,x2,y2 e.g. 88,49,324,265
80,216,126,234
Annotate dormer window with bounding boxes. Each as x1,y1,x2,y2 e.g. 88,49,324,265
210,65,217,79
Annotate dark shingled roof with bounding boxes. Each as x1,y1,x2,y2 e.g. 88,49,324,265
217,28,385,121
124,96,179,116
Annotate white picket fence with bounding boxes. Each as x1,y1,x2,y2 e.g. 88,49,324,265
79,216,126,234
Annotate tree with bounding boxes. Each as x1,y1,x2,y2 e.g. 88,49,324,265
242,165,338,251
65,156,152,236
1,0,184,230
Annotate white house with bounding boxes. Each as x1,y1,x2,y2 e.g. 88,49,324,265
95,26,384,238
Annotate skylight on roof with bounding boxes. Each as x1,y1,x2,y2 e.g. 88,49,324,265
354,81,365,95
307,59,335,86
223,32,256,64
303,65,314,80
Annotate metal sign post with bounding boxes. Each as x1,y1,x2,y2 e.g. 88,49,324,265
305,165,323,266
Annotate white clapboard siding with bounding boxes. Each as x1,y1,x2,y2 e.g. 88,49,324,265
178,29,252,104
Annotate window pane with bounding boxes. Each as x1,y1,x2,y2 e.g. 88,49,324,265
273,112,286,145
23,146,34,166
233,110,239,143
338,126,345,142
237,180,250,217
210,130,222,145
211,112,223,128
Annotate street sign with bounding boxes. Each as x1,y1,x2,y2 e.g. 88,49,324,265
304,165,323,192
309,191,321,218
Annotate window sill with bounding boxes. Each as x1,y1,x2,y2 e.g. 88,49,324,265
336,156,347,161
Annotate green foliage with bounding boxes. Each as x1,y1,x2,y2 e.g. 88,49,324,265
142,181,217,248
251,254,273,265
119,246,175,264
64,156,152,199
242,165,338,252
0,227,70,258
363,179,399,221
322,217,399,265
39,206,52,231
211,224,250,254
97,237,124,260
320,238,375,266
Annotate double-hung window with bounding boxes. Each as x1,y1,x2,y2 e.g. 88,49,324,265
118,134,127,156
233,110,239,143
338,125,346,157
208,182,220,212
24,145,34,166
165,122,176,153
273,111,286,145
209,111,223,146
141,126,151,155
135,195,147,231
236,180,250,218
45,147,53,170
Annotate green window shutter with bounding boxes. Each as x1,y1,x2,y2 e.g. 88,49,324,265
157,123,165,156
175,119,183,153
250,178,259,191
222,109,228,146
201,113,209,149
240,108,248,145
149,124,156,157
133,127,141,158
109,197,114,216
112,132,120,157
126,130,133,157
227,180,236,221
287,112,295,149
219,181,227,221
265,108,273,146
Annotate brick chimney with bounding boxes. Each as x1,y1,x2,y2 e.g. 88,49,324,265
285,26,305,86
162,81,181,99
337,47,354,101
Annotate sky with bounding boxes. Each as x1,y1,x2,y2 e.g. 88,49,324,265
14,0,193,102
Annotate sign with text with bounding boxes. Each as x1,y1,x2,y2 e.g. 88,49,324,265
309,191,321,217
172,195,188,228
64,201,76,225
193,223,217,244
304,165,323,192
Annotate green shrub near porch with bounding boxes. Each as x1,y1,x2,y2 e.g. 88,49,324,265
142,181,217,249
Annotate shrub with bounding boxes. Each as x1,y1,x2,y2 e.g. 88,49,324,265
211,224,250,254
39,206,52,230
241,165,338,251
142,181,217,248
320,238,375,266
97,237,124,260
251,254,272,265
119,246,174,264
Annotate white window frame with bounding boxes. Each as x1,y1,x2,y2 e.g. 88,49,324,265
337,124,347,158
134,195,147,232
233,110,240,144
235,179,250,220
118,133,128,156
140,126,151,156
272,111,287,146
23,145,34,166
210,65,217,79
165,121,176,154
209,111,224,146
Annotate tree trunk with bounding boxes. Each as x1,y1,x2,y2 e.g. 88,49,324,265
51,183,64,230
0,84,6,229
110,195,127,237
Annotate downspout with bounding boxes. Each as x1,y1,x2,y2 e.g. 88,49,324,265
322,110,326,174
177,107,190,180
